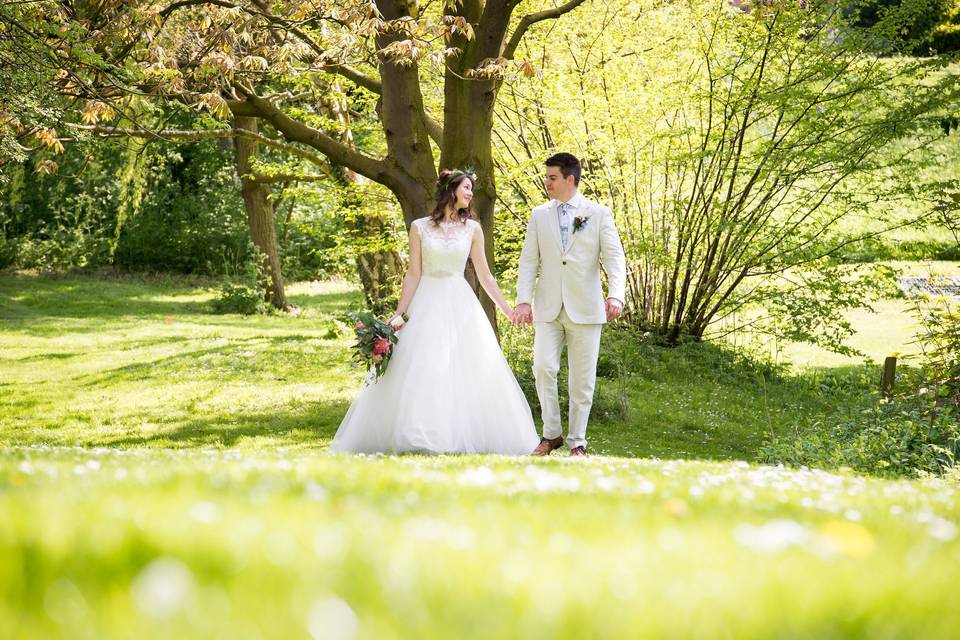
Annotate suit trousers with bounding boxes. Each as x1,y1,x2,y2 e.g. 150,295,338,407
532,306,603,449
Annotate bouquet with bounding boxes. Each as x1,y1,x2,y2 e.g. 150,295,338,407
348,310,399,381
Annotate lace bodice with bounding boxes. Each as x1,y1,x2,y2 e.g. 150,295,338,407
414,217,477,278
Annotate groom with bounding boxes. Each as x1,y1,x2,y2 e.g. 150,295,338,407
513,153,627,457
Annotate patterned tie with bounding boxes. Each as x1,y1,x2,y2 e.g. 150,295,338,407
558,203,571,251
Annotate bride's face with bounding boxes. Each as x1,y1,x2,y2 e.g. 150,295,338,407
454,178,474,209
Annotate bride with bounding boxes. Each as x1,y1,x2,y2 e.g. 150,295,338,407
330,169,540,455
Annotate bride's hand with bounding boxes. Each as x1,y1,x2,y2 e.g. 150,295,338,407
387,315,406,331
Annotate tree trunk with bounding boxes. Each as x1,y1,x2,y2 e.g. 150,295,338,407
441,2,507,330
440,94,499,328
233,116,287,309
354,230,404,316
375,0,438,226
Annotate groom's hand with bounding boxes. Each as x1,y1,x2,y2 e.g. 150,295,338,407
605,298,623,322
513,303,533,325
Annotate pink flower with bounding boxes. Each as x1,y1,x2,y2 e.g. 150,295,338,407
355,321,365,330
372,337,391,356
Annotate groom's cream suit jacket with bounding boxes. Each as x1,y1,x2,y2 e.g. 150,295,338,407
517,193,627,324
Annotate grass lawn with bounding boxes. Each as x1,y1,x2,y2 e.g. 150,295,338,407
770,261,960,368
0,272,883,461
0,274,360,449
1,271,958,638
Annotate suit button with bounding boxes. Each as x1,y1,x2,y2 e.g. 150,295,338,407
562,261,567,265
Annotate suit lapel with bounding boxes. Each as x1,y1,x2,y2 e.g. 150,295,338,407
563,198,590,255
545,201,563,254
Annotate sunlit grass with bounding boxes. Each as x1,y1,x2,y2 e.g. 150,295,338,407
718,261,960,369
769,299,921,368
0,274,362,449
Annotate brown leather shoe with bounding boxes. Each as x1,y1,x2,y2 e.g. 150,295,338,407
569,446,587,457
531,435,564,456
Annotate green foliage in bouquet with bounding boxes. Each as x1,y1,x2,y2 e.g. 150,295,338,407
348,310,398,381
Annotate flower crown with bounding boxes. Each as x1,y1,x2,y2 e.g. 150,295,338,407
436,168,477,197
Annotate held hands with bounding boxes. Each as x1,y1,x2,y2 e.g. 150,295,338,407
509,301,620,324
511,303,533,326
605,298,624,322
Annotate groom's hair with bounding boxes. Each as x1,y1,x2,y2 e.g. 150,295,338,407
545,152,581,186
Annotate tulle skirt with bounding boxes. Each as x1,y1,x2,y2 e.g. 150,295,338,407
331,274,540,455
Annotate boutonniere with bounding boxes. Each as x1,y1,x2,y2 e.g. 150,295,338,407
572,215,591,234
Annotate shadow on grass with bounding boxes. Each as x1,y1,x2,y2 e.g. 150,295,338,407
7,351,84,362
2,273,887,462
0,273,363,335
525,328,883,463
98,398,348,448
76,334,344,388
287,288,363,316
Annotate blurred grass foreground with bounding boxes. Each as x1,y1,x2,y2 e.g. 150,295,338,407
2,448,959,639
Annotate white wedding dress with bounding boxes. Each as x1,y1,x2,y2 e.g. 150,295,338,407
330,217,540,455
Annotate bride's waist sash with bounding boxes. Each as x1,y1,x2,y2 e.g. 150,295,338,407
421,271,462,279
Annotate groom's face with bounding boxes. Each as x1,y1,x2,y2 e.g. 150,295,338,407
544,167,575,200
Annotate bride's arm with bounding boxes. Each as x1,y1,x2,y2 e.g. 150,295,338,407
389,222,423,329
469,223,513,319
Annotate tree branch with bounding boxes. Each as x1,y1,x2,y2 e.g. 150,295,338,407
251,173,328,183
503,0,589,60
159,0,238,18
159,0,383,94
231,86,393,185
333,64,383,94
424,115,442,146
67,123,329,168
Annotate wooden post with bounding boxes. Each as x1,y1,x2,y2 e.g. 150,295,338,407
881,356,897,396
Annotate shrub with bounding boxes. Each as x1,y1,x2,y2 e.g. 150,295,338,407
913,295,960,409
12,224,110,271
761,397,960,477
0,235,16,269
279,213,351,282
211,281,268,315
761,299,960,477
113,144,251,276
211,251,268,315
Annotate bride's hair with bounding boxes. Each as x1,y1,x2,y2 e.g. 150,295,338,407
430,169,477,225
